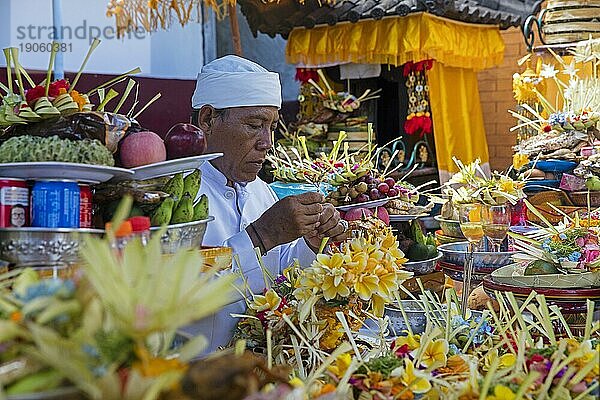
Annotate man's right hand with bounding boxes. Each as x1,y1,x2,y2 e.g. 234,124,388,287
250,192,324,252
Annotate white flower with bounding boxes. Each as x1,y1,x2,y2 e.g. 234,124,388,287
540,63,559,79
562,60,579,78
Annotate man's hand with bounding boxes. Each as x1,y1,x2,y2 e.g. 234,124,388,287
304,203,349,252
250,192,325,252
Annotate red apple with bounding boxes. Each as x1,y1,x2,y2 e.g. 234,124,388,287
120,131,166,168
164,123,206,160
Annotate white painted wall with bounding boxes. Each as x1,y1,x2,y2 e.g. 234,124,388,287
0,0,203,79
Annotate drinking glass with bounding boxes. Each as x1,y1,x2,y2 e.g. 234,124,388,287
458,203,483,317
482,204,511,252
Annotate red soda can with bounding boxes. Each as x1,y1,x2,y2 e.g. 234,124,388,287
79,184,93,228
0,178,29,227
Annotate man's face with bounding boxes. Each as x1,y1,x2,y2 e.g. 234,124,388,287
11,206,25,227
202,106,278,183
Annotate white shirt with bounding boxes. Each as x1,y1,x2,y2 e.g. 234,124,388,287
181,161,316,352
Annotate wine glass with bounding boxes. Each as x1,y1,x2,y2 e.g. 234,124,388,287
482,204,511,252
458,203,483,317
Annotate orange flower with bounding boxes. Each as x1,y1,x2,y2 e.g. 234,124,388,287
70,90,88,111
319,383,336,396
10,311,22,322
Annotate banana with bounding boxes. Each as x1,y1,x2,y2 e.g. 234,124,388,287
183,169,201,199
162,173,184,204
170,194,194,224
193,194,209,221
150,197,175,226
6,369,64,395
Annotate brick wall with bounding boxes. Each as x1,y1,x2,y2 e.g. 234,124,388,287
478,28,529,171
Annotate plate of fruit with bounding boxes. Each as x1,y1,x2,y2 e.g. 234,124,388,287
327,173,407,210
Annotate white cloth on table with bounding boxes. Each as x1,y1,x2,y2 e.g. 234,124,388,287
180,161,316,353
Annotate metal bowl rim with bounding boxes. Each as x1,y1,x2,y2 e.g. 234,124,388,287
403,252,443,266
438,241,514,256
149,216,214,231
433,215,459,223
0,227,104,234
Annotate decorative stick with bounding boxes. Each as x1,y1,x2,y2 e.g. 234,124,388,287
70,38,101,93
132,93,161,119
45,42,59,97
10,48,26,99
3,49,13,94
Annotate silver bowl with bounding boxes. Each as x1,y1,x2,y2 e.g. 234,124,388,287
0,228,104,265
364,300,483,336
150,217,214,254
433,216,464,238
403,252,442,275
438,242,514,270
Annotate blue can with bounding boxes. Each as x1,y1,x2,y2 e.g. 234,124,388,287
31,180,80,228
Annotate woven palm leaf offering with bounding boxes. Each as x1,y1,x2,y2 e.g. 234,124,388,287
181,285,599,400
499,200,600,289
0,39,161,167
0,197,236,399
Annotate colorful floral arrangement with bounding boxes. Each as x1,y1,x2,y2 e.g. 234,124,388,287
0,40,157,129
0,198,236,399
511,203,600,275
439,158,526,214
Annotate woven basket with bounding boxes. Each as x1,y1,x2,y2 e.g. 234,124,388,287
568,191,600,207
541,0,600,44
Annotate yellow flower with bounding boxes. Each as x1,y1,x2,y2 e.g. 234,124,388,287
328,353,352,377
393,334,421,352
353,274,379,300
70,90,88,111
401,359,431,394
322,260,351,300
512,153,529,170
249,288,282,312
373,271,399,297
133,347,187,377
420,338,449,369
289,377,304,388
483,350,516,371
486,385,516,400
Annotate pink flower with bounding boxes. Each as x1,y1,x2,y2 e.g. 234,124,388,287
575,237,585,247
583,249,600,263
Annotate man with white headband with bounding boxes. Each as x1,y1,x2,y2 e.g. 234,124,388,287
184,55,348,352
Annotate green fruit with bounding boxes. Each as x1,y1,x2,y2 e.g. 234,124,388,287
406,243,431,262
193,194,209,221
586,176,600,191
150,197,175,226
162,173,184,204
6,369,63,395
524,260,559,276
170,194,193,224
183,169,201,199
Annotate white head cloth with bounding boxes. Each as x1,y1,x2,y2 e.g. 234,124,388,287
191,55,282,110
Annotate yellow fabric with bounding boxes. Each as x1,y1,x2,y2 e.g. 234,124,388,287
428,62,490,176
286,13,505,70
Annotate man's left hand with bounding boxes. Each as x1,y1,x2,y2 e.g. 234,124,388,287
304,203,349,252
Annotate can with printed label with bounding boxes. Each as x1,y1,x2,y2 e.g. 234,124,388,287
0,178,29,228
79,184,93,228
31,180,80,228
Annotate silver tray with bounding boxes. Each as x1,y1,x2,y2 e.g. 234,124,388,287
403,252,442,275
0,162,133,184
150,217,214,254
129,153,223,181
0,227,104,265
438,242,514,270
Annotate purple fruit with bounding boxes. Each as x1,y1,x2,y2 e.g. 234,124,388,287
373,178,381,185
388,188,398,197
369,188,380,200
384,177,395,187
357,175,366,183
378,182,390,193
357,194,370,203
365,175,374,184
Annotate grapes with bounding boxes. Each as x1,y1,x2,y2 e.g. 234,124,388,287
369,188,380,200
373,178,381,185
384,177,395,187
348,187,359,199
365,175,374,184
356,182,368,193
357,193,370,203
388,188,398,197
378,182,389,193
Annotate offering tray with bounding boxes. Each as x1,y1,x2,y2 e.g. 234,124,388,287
150,216,214,254
403,252,442,275
0,227,104,265
0,162,133,184
492,264,600,289
434,216,464,239
438,242,514,270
